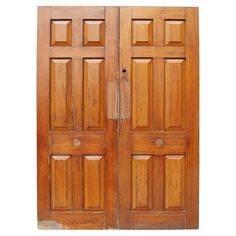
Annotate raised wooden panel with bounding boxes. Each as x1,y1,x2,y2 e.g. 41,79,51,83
132,59,153,130
132,155,152,210
83,59,105,130
50,155,72,211
84,20,105,46
165,155,185,210
132,20,153,46
165,59,186,130
165,20,185,46
84,156,104,211
51,20,72,46
50,59,72,130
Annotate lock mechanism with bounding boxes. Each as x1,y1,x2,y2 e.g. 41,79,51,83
121,67,128,80
121,67,127,75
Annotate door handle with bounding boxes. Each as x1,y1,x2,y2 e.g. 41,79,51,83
73,138,81,147
155,138,164,147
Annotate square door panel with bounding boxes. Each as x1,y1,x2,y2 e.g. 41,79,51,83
83,20,105,46
165,20,185,46
51,20,72,46
132,20,153,46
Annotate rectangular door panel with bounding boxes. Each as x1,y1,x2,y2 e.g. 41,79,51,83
132,155,152,210
84,156,104,211
132,58,153,130
165,59,186,131
50,155,72,211
165,155,185,210
83,58,105,130
50,58,72,130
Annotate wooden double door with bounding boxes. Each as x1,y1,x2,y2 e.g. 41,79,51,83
37,6,199,229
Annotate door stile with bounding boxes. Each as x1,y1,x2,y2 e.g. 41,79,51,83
118,7,132,229
185,7,199,228
104,6,119,229
37,7,50,221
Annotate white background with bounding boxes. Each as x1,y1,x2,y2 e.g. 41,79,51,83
0,0,236,235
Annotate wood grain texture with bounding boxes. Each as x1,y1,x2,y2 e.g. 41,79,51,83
131,211,186,229
132,155,152,210
165,59,186,130
50,155,72,210
132,7,186,19
84,156,104,211
37,7,50,220
50,58,72,130
72,58,83,130
132,131,186,154
50,47,104,58
104,7,119,228
119,7,132,229
132,46,185,58
107,81,118,119
185,8,199,229
165,155,185,210
153,58,164,130
84,20,105,46
51,20,72,46
72,156,83,210
38,6,118,229
153,155,164,211
50,132,105,155
119,6,198,230
132,20,153,46
132,58,153,130
165,20,186,46
38,6,199,229
83,58,105,130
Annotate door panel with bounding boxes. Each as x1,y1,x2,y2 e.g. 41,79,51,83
165,155,185,210
165,59,186,130
38,6,198,229
50,58,72,130
50,155,72,211
132,58,153,130
83,156,104,211
38,6,118,229
83,58,105,130
132,155,152,210
119,7,198,229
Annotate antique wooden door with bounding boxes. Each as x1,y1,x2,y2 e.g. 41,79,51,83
119,7,199,229
37,6,199,229
37,6,119,229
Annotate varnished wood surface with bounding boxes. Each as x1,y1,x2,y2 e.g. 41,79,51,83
37,6,118,229
118,6,199,229
38,6,199,229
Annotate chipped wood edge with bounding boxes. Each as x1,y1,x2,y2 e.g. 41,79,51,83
38,220,64,229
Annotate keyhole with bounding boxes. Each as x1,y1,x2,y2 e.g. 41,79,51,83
121,68,127,75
